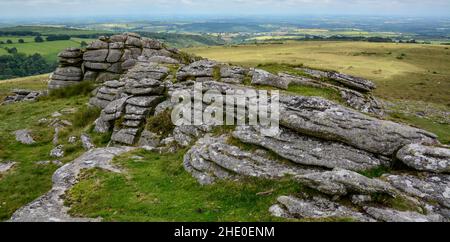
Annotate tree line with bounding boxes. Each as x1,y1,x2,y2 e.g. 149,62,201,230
0,53,56,80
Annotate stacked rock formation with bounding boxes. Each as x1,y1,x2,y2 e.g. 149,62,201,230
45,34,450,222
91,61,169,145
48,33,185,90
48,48,84,89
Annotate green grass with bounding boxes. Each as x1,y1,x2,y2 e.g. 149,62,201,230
0,26,107,36
186,41,450,105
65,149,350,222
389,112,450,144
0,38,96,62
0,75,107,220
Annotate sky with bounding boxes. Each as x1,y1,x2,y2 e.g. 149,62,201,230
0,0,449,19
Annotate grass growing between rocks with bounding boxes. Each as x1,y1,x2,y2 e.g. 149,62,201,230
186,41,450,105
287,85,344,104
65,149,351,222
388,112,450,145
0,75,109,220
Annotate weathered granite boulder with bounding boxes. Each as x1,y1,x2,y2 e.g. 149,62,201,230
0,161,16,173
280,95,438,156
296,168,398,196
252,69,290,90
297,67,376,92
270,195,375,222
184,135,319,185
9,147,135,222
233,126,388,171
49,33,188,90
81,134,95,151
14,129,35,145
50,145,64,158
363,207,445,222
177,60,217,81
384,173,450,209
2,89,44,105
396,144,450,173
111,128,139,145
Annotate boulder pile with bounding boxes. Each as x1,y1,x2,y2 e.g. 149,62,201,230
2,89,44,105
48,33,187,90
40,33,450,222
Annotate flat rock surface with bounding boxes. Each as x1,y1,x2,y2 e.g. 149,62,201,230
233,126,387,171
280,95,437,156
14,129,36,145
364,207,445,222
9,147,135,222
296,168,397,196
271,195,375,222
184,135,319,185
397,144,450,173
0,162,16,173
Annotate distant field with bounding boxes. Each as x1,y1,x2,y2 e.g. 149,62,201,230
0,25,108,36
186,41,450,105
0,38,96,62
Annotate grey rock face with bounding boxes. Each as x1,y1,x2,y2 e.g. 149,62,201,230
83,49,109,62
384,173,450,209
9,147,135,222
252,69,290,90
81,134,95,150
0,161,16,173
339,89,384,116
50,145,64,158
329,72,376,92
296,168,397,196
233,126,387,171
177,60,217,81
126,96,163,108
14,129,36,145
138,130,161,148
184,135,318,185
271,195,375,222
111,128,139,145
147,56,180,64
297,67,376,92
173,125,212,147
364,207,445,222
397,144,450,173
2,89,44,105
280,95,438,156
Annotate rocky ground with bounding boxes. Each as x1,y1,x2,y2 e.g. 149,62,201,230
3,33,449,222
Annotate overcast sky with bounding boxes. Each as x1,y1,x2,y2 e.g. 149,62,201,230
0,0,449,19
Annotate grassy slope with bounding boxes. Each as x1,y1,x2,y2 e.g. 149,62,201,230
186,41,450,105
66,149,315,222
0,76,107,220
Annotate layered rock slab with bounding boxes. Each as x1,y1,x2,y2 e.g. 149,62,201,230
396,144,450,173
233,125,387,171
270,195,375,222
10,147,135,222
279,95,438,156
184,135,319,185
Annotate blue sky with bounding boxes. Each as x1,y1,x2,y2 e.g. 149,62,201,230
0,0,449,19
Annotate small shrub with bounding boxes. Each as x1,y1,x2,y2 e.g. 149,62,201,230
146,110,175,137
73,106,101,128
48,81,96,99
212,66,221,81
